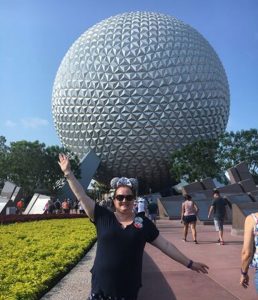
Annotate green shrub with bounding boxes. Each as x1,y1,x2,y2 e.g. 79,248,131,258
0,218,96,300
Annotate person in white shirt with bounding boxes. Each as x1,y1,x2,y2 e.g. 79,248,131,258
137,197,146,217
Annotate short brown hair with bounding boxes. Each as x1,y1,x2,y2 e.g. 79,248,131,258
114,185,136,199
213,189,220,196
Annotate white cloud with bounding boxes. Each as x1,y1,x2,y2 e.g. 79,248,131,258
5,120,17,127
21,118,49,129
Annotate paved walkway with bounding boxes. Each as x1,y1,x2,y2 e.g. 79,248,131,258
41,220,257,300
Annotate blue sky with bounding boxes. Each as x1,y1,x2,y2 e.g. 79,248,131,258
0,0,257,146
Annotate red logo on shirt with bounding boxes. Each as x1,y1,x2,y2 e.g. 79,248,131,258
133,217,143,229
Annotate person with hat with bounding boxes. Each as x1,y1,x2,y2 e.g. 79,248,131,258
58,153,209,300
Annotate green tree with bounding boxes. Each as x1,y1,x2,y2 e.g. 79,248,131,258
5,140,46,195
218,129,258,182
90,180,110,200
0,136,9,185
169,139,221,182
0,136,8,153
5,140,80,196
169,129,258,184
44,145,80,194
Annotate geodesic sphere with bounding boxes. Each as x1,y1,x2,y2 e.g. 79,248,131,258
52,12,230,190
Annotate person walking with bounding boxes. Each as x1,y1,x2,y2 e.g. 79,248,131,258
147,199,159,225
240,212,258,293
58,153,209,300
208,190,232,245
137,197,146,218
181,194,199,244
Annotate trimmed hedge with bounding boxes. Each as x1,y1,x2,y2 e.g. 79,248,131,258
0,213,88,225
0,218,96,300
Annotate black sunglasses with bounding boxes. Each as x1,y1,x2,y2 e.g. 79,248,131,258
115,194,134,202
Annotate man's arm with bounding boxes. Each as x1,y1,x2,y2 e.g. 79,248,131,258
208,206,214,219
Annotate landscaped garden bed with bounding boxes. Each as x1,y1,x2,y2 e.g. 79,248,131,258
0,213,88,225
0,218,96,299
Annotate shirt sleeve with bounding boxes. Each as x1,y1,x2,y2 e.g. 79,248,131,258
143,217,159,242
92,204,112,224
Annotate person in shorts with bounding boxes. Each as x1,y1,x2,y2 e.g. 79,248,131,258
147,199,158,224
181,194,199,244
208,190,232,245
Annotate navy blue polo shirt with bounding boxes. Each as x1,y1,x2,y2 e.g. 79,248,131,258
212,197,231,219
91,204,159,298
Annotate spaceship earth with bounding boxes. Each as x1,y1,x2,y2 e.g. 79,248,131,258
52,11,230,191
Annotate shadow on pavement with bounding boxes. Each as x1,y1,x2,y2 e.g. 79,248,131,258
195,240,243,245
138,252,176,300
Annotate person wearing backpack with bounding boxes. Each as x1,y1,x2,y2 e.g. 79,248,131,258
240,212,258,293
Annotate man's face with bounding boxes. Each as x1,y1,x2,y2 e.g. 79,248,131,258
213,193,219,199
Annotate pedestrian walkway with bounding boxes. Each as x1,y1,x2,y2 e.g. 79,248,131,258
139,220,256,300
41,244,96,300
41,220,257,300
